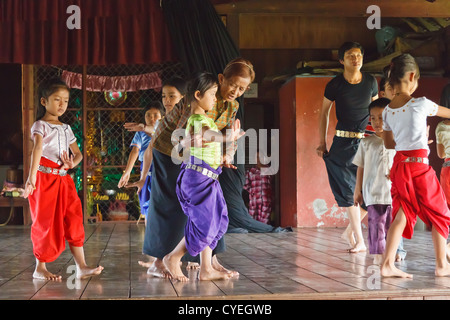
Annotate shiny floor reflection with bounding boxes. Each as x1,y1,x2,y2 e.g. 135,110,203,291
1,223,450,300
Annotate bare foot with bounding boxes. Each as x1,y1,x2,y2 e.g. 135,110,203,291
435,264,450,277
212,256,239,278
162,255,189,282
33,266,62,281
146,258,172,279
186,262,200,270
199,268,233,281
395,254,405,262
138,256,156,268
76,265,104,279
348,242,367,253
381,263,413,278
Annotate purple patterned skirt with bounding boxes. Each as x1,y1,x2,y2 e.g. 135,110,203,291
176,156,228,257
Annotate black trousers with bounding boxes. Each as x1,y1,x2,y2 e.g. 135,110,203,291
323,135,367,210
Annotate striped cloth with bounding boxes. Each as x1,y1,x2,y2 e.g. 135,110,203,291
152,96,240,158
244,167,273,224
365,121,375,137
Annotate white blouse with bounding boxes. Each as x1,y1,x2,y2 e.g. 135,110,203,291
382,97,439,152
31,120,77,165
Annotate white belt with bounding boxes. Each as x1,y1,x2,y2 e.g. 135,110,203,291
335,130,364,139
403,157,429,165
38,165,68,176
185,163,219,181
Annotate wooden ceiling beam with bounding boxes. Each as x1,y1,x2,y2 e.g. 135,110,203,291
212,0,450,18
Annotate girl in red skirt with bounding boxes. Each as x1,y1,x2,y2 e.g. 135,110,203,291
24,78,103,281
381,54,450,278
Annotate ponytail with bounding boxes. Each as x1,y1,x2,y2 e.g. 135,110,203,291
388,54,420,88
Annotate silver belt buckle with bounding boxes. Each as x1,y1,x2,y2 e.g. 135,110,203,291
38,165,67,176
404,156,429,165
186,163,218,180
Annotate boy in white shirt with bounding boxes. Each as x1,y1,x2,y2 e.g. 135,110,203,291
353,98,396,264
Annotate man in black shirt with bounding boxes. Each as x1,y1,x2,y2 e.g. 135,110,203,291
316,42,378,253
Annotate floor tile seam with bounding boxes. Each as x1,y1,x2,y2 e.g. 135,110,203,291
80,223,120,299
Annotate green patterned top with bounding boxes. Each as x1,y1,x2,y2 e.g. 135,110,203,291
186,113,222,169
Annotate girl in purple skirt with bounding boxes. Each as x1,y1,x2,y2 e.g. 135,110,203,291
162,72,244,281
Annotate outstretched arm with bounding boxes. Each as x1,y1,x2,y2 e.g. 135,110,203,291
126,142,153,193
118,147,139,188
436,106,450,119
123,122,155,135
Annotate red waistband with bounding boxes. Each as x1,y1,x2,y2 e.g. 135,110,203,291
394,149,428,161
39,157,62,169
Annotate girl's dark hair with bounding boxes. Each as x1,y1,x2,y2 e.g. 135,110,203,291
162,76,188,96
186,72,218,104
144,100,165,118
388,53,420,88
36,77,70,120
338,42,364,60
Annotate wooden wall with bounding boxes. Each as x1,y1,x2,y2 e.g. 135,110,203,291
213,0,450,18
239,15,377,50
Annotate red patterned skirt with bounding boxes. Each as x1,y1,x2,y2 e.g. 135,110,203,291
28,157,85,262
390,149,450,239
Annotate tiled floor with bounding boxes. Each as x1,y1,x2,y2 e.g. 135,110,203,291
1,223,450,300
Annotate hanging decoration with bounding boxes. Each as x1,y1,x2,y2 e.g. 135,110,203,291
61,70,162,92
104,91,127,106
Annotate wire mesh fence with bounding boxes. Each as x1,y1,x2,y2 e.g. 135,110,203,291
33,63,184,222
